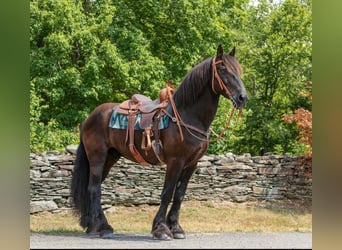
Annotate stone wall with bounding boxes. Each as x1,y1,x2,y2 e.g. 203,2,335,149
30,149,312,213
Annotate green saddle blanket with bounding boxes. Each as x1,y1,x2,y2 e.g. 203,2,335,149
109,109,169,130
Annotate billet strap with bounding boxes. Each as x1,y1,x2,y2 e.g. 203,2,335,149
128,110,149,165
152,113,165,164
152,140,165,164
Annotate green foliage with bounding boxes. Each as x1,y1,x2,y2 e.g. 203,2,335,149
30,0,312,155
222,0,312,155
30,81,79,152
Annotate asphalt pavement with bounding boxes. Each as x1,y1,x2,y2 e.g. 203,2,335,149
30,232,312,249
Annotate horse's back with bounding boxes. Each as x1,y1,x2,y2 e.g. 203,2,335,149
91,102,118,113
81,102,118,138
86,103,117,120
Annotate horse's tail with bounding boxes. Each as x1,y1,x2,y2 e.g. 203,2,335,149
70,140,90,229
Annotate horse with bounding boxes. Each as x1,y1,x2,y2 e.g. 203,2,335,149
70,44,248,240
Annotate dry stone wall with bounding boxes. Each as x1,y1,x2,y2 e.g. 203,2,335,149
30,148,312,213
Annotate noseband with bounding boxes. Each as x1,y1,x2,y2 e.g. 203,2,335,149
211,57,232,97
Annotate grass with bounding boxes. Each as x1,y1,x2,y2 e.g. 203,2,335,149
30,200,312,234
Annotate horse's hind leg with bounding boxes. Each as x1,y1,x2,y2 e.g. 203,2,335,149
86,148,119,238
166,163,198,239
102,148,120,182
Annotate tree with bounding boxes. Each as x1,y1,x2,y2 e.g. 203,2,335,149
30,0,168,151
30,0,312,155
213,0,312,155
283,82,312,156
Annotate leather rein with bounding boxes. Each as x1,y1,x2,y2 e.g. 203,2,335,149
165,57,241,143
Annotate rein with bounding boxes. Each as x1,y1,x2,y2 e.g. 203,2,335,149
209,57,241,142
209,108,242,142
165,57,242,143
166,84,184,141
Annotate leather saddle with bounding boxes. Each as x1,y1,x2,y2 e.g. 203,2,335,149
115,84,173,165
119,94,167,114
117,92,168,129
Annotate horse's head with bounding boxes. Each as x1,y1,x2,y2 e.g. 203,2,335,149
212,45,248,109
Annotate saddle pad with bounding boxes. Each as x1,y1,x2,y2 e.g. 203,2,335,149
109,109,169,130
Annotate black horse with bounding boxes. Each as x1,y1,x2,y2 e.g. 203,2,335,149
71,45,248,240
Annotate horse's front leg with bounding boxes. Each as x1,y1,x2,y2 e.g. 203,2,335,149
151,158,184,240
166,163,198,239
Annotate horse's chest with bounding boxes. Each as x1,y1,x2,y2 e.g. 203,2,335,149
185,140,209,164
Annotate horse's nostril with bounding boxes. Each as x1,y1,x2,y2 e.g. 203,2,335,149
239,93,248,102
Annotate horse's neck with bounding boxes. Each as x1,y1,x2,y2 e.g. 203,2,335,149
177,85,220,131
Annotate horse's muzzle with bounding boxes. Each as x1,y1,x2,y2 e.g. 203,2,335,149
238,93,248,108
230,92,248,109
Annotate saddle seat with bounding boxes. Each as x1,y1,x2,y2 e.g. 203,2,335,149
118,94,168,114
118,87,169,114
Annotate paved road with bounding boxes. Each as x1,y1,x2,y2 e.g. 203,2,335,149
30,232,312,249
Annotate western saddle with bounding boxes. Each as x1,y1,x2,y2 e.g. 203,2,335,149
116,81,177,165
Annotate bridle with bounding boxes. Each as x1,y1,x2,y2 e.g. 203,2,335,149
209,56,242,142
165,56,242,143
211,57,233,98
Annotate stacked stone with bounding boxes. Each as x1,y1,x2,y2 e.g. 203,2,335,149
30,148,312,214
30,151,74,213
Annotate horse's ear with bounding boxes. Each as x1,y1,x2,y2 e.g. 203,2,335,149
229,46,236,57
216,44,224,59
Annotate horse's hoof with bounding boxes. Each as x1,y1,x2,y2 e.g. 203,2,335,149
169,224,186,239
173,232,186,239
153,233,173,241
101,232,115,239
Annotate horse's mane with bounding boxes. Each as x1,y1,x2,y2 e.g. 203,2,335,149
173,54,242,107
173,57,212,107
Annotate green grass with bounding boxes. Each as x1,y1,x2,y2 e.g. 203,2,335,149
30,200,312,234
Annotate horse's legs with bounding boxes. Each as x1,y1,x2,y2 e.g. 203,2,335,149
166,163,198,239
87,157,112,237
151,159,184,240
102,148,121,182
87,148,120,238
